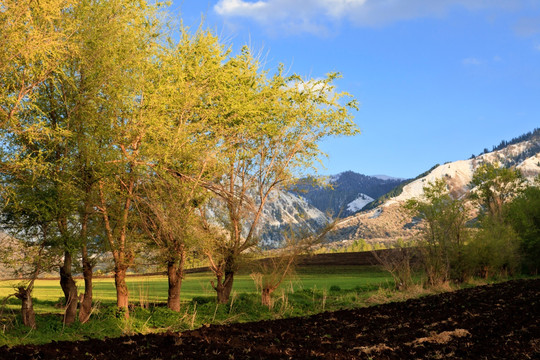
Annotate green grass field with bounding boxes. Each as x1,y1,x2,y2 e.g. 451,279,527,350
0,265,390,313
0,265,400,346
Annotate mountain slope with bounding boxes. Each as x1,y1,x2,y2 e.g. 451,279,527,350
290,171,406,217
330,132,540,245
258,190,331,247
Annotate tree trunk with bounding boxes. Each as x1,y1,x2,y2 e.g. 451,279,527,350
78,245,93,323
115,265,129,318
60,251,78,325
15,286,36,329
261,287,275,308
216,271,234,304
167,252,185,312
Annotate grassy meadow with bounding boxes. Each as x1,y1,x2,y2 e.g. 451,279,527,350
0,265,403,346
0,266,391,310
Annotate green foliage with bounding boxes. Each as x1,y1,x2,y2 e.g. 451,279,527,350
0,266,396,346
347,239,373,252
504,184,540,273
406,179,471,285
466,164,526,279
469,163,524,220
468,218,520,278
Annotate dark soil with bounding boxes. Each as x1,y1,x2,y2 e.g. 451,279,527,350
2,278,539,359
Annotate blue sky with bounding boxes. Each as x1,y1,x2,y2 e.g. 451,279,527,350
171,0,540,179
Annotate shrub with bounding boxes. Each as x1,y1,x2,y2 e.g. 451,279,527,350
468,219,520,278
329,285,341,292
191,296,214,305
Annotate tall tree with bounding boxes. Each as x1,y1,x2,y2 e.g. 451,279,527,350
201,48,359,303
504,179,540,274
1,0,166,320
85,0,165,318
469,162,524,221
134,27,232,312
406,179,471,285
468,163,524,278
0,0,84,324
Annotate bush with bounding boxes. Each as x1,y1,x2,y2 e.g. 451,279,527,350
406,179,470,286
329,285,341,292
504,185,540,274
468,219,520,278
190,296,214,305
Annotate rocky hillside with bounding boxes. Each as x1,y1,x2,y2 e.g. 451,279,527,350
330,130,540,245
257,190,331,247
257,172,406,247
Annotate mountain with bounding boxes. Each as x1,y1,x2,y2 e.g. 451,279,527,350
289,171,407,217
329,130,540,246
257,190,331,248
371,175,403,181
260,129,540,248
257,171,405,247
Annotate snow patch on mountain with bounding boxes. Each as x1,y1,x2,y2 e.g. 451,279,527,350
371,175,404,181
387,160,474,205
385,139,540,206
346,193,374,212
329,173,342,183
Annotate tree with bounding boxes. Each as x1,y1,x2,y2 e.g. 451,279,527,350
468,163,524,278
2,0,169,319
136,173,209,312
251,222,335,307
0,0,158,322
200,49,359,303
504,180,540,274
372,240,416,290
133,27,229,312
0,173,61,328
469,162,524,221
0,71,82,324
467,216,520,278
47,0,170,319
406,179,471,285
0,0,83,324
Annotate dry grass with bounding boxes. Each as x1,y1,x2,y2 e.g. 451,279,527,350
409,329,471,345
354,343,394,354
365,284,434,305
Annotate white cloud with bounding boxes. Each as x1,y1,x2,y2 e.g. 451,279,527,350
294,78,327,93
462,57,482,65
214,0,268,21
215,0,359,35
214,0,525,35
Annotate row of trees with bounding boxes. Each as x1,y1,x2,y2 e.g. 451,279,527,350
403,163,539,288
0,0,358,327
